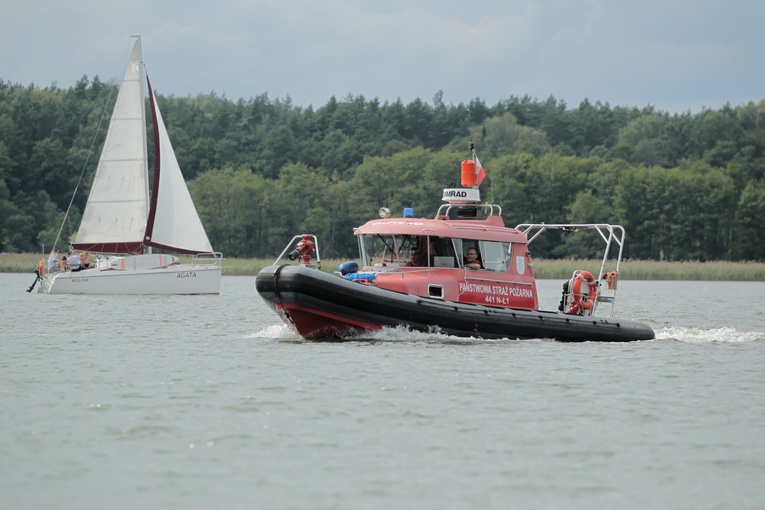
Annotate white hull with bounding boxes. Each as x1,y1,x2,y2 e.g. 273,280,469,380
39,258,221,295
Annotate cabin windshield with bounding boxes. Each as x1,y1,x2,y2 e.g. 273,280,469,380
359,234,421,267
359,234,511,271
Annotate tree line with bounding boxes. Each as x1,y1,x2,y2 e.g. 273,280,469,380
1,76,764,261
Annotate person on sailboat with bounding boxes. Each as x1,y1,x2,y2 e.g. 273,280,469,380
79,251,93,269
59,252,72,271
67,253,81,271
47,247,59,271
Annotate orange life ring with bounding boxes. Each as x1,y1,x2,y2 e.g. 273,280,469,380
37,259,44,276
572,270,598,310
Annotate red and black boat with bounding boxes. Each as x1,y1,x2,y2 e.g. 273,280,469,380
256,147,655,342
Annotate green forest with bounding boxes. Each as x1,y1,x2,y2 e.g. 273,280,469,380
1,76,764,261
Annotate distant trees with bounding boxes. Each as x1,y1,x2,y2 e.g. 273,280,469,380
0,76,764,261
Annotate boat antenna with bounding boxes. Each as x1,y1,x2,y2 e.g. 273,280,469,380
469,141,478,176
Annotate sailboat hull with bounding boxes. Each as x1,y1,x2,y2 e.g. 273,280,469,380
39,263,221,295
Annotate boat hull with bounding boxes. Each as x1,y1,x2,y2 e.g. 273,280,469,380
39,264,221,295
255,265,655,342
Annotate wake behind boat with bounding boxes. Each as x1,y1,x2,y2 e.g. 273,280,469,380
256,145,655,342
35,36,221,295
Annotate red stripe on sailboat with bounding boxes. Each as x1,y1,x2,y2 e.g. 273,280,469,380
143,74,161,250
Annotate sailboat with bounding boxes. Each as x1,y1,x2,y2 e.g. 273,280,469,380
39,36,222,295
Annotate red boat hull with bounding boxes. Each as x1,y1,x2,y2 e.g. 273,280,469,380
275,302,383,339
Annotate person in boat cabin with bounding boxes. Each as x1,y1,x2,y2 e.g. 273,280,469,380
405,249,423,267
464,247,484,270
47,247,59,270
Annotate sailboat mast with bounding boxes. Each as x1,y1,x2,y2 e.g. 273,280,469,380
139,37,151,254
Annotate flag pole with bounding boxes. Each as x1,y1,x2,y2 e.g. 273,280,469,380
469,141,477,188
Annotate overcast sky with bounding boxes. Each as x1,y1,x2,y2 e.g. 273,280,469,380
2,0,763,113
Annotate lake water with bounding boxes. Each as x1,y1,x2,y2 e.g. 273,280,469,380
2,273,764,510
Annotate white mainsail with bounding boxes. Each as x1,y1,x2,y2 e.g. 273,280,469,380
75,37,149,253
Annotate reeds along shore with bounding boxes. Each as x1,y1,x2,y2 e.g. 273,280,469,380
3,252,765,281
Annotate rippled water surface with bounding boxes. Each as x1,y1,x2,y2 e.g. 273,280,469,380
2,274,764,510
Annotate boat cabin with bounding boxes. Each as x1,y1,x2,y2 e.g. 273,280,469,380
352,192,539,310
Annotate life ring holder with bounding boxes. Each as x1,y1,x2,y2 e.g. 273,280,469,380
565,270,598,314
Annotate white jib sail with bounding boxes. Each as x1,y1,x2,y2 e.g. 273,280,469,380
147,92,215,254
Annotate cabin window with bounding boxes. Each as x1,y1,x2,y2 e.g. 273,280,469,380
455,238,511,272
429,236,457,267
479,241,511,272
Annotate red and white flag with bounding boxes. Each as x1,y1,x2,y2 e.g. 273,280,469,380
475,156,486,186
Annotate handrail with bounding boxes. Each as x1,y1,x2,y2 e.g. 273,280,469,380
191,252,223,266
515,223,625,318
436,203,502,217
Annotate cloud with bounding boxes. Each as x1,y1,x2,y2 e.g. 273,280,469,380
1,0,763,112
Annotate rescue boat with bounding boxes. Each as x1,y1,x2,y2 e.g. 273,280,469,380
255,146,655,342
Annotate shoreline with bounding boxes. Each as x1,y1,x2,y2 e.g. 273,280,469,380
3,252,764,281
